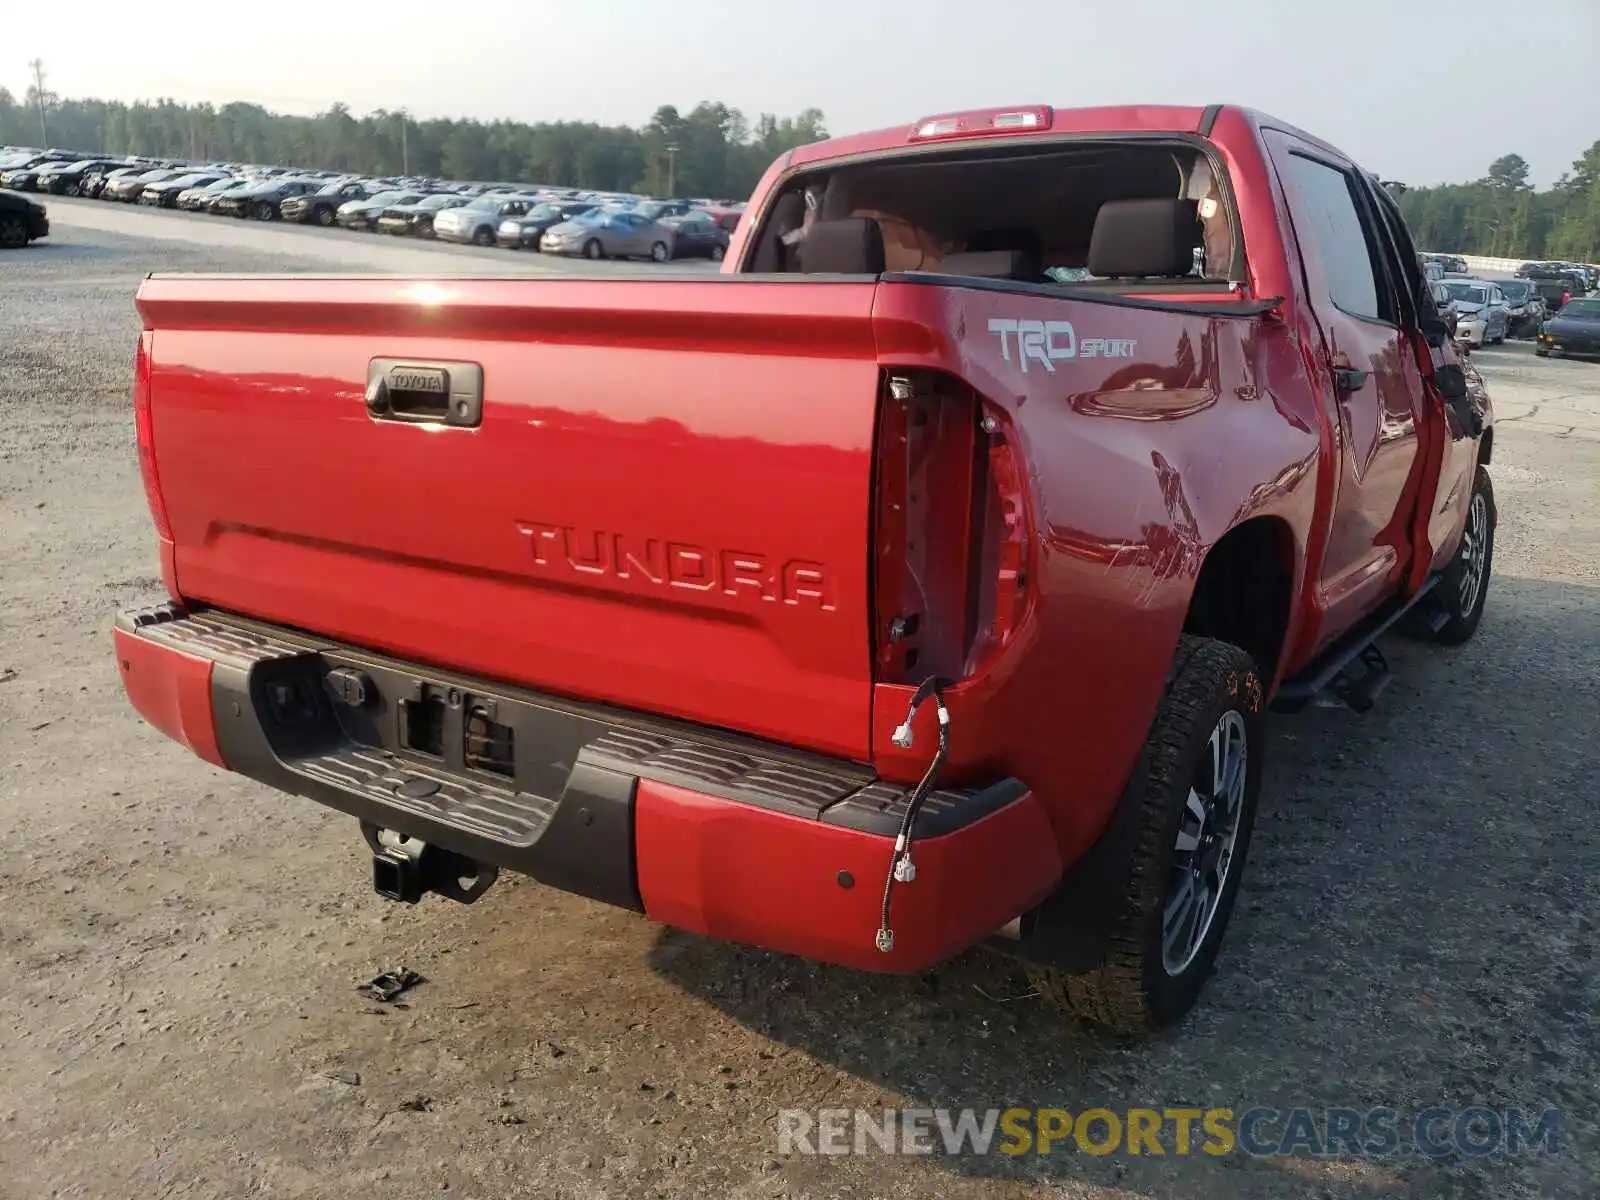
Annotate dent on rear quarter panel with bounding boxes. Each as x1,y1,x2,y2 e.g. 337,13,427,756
869,281,1319,860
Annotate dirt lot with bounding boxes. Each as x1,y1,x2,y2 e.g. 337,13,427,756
1,210,1597,1200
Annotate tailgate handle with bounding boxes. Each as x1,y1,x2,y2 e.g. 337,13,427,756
366,359,484,428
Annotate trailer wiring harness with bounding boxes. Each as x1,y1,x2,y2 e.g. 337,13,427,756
875,675,954,953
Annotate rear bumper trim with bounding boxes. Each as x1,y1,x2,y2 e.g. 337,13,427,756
116,604,1059,970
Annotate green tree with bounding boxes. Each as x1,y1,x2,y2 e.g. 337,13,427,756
1396,146,1600,261
0,90,824,199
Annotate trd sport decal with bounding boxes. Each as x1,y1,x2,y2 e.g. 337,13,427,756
987,318,1137,373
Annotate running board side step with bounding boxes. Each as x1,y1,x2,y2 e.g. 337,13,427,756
1271,574,1443,714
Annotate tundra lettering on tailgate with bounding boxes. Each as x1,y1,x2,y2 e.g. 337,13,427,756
517,522,836,610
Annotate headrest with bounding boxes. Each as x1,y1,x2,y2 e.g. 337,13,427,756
799,218,886,274
1087,198,1203,278
936,250,1031,280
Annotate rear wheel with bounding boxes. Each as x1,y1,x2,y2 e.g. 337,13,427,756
1431,466,1495,645
0,215,28,249
710,244,725,262
1026,636,1263,1033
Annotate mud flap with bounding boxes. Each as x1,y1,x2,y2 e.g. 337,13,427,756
997,752,1153,974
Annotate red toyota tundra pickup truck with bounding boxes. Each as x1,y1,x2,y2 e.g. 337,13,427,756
115,103,1494,1032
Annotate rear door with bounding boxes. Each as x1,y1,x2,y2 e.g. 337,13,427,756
1364,177,1481,579
1263,131,1429,644
679,214,716,253
618,213,650,255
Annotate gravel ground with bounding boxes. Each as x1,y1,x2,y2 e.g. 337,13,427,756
1,212,1597,1200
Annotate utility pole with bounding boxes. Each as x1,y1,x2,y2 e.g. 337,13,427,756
665,143,678,197
28,58,49,146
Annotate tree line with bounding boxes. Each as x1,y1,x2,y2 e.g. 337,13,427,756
1393,148,1600,262
0,88,829,199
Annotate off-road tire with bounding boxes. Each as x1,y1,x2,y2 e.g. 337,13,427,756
0,215,28,249
1027,635,1264,1034
1431,466,1495,645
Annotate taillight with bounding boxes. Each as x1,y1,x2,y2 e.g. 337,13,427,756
132,330,173,542
870,370,1032,686
966,410,1030,674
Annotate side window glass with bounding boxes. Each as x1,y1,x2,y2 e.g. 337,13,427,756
1284,154,1390,323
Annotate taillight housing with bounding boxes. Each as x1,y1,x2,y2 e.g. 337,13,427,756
133,330,173,543
870,370,1032,686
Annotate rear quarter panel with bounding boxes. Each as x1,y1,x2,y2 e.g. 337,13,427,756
870,281,1321,857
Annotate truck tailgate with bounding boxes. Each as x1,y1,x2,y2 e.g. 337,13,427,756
136,276,882,759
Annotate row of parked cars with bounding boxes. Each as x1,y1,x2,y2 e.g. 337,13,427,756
1420,252,1598,357
0,144,745,263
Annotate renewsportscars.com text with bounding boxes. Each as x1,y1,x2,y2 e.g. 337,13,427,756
776,1106,1561,1159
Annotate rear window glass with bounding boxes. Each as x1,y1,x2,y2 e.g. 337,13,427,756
747,140,1241,284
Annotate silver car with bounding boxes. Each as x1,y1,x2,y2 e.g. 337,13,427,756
432,195,538,246
541,209,677,262
1440,279,1511,348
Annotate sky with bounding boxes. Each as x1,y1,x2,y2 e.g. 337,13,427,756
12,0,1599,187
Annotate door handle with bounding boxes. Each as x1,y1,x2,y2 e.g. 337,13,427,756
1333,366,1368,394
365,359,483,427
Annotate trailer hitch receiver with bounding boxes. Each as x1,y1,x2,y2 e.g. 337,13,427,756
361,824,498,905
